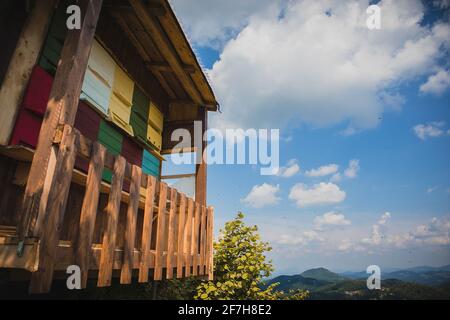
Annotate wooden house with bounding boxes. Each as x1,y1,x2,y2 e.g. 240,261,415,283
0,0,218,293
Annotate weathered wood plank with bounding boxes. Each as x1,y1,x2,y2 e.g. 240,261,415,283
74,142,106,288
176,193,186,278
192,202,200,276
199,205,207,275
138,175,156,282
195,110,207,206
207,206,214,280
120,165,142,284
166,188,178,279
154,182,167,280
98,155,126,287
0,0,57,145
18,0,103,240
129,0,204,106
184,198,194,277
29,125,78,293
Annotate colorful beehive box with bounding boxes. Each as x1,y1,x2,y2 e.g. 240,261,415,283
121,136,143,193
74,101,102,173
109,67,134,136
22,66,53,116
142,149,161,178
9,66,54,148
9,110,43,148
148,102,164,132
38,5,67,75
130,86,150,145
81,40,116,115
98,120,123,183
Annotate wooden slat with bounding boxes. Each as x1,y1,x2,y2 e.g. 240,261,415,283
138,175,156,282
206,206,214,280
29,126,78,293
98,155,126,287
176,193,186,278
166,188,178,279
120,165,142,284
195,110,207,206
154,182,167,280
192,202,200,276
18,0,103,240
74,142,107,288
184,198,194,277
199,205,207,275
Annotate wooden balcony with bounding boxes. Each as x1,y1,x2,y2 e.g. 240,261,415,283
0,124,214,293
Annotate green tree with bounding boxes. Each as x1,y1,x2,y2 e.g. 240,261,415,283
195,212,308,300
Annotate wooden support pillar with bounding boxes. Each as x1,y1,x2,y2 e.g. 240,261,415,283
0,0,57,146
195,109,207,206
17,0,103,241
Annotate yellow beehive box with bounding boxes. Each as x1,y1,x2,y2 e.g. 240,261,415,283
147,124,162,151
148,102,164,132
109,67,134,135
88,40,116,87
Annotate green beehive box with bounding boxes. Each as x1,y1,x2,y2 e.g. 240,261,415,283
98,120,124,183
142,149,160,178
130,86,150,142
38,5,67,75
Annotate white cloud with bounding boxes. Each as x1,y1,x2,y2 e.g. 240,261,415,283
170,0,275,48
209,0,450,132
344,159,360,179
330,172,342,183
241,183,281,208
420,69,450,95
278,229,324,246
362,212,391,245
305,164,339,177
426,186,437,194
314,211,351,229
413,121,446,140
289,182,346,207
275,159,300,178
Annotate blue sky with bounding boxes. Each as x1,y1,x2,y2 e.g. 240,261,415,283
168,0,450,274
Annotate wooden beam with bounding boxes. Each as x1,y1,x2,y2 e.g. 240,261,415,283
17,0,103,241
184,198,194,277
98,155,126,287
29,126,79,293
195,109,207,206
166,188,177,279
120,165,142,284
75,142,107,289
207,206,214,280
138,175,157,282
176,193,186,278
147,62,196,74
199,206,207,275
129,0,204,106
0,0,57,146
154,182,168,280
106,2,166,16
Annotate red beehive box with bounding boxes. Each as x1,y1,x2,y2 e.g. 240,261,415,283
121,136,143,192
74,101,102,173
22,66,53,116
10,110,43,148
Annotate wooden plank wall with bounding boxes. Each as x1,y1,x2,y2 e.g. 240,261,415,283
26,124,214,293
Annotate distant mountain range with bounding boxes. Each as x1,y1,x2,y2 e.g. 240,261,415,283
266,266,450,300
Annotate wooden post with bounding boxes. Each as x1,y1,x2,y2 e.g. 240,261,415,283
17,0,103,241
154,182,168,280
166,189,177,279
207,206,214,280
29,125,79,293
184,198,194,277
195,109,207,206
75,142,107,289
138,175,156,283
0,0,57,145
176,193,186,278
98,155,126,287
120,165,142,284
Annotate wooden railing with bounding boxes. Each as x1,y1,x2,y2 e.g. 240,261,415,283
27,124,213,293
